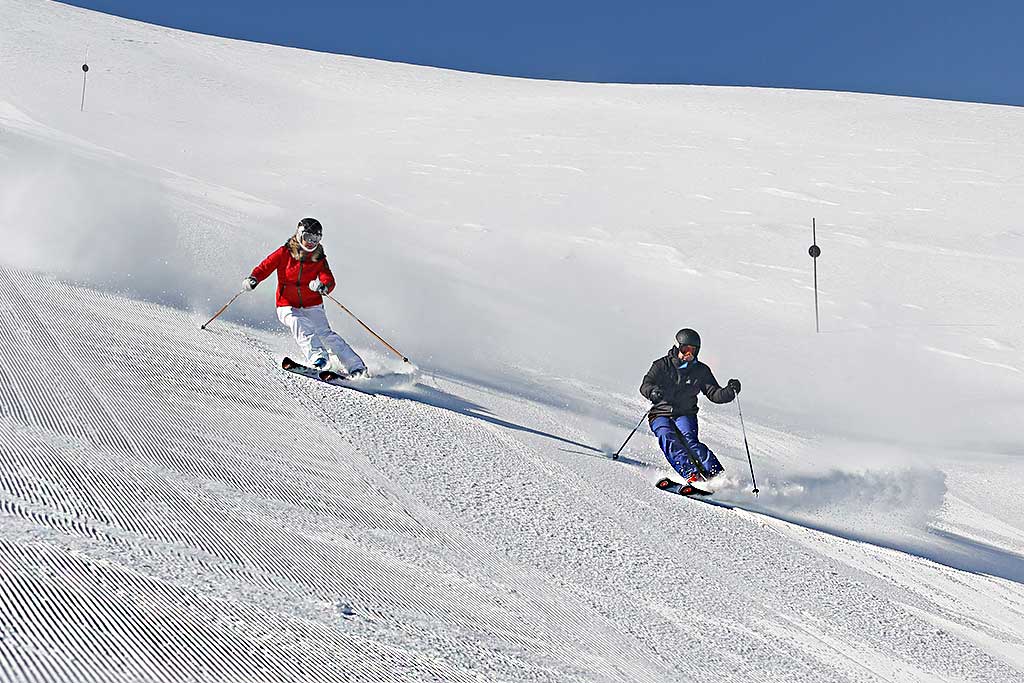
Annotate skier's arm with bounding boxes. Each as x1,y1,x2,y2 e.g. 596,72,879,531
316,260,337,294
640,361,663,402
701,368,736,404
250,246,285,283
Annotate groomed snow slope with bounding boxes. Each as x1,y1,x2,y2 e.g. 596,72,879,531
0,268,669,682
2,0,1024,681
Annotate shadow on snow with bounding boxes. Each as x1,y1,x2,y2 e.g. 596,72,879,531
367,380,609,457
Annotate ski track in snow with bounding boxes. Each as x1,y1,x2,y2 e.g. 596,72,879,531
317,373,1024,682
0,269,668,683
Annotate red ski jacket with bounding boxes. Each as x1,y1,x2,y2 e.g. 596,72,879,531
250,238,336,308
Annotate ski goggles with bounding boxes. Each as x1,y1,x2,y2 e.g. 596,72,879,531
298,230,321,247
677,344,698,358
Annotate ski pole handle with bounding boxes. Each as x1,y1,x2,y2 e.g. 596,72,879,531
324,294,411,364
736,395,759,496
200,290,244,330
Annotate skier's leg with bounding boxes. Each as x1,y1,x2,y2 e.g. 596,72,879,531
276,306,328,365
650,416,699,479
304,305,366,373
674,414,725,478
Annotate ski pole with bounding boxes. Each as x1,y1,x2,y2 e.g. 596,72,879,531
612,408,651,460
736,395,759,496
200,290,244,330
324,293,411,364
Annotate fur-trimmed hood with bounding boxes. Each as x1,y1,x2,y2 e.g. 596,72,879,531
286,236,326,262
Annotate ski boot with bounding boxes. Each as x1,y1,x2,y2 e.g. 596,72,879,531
685,472,714,494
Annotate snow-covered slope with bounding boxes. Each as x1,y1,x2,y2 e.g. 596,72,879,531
1,0,1023,680
0,268,670,681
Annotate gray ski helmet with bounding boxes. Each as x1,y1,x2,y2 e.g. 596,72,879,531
296,217,323,252
675,328,701,355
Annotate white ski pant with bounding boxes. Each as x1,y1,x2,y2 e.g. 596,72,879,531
276,305,366,373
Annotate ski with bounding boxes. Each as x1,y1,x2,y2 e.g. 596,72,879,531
655,476,714,497
281,356,351,383
280,357,413,398
319,369,346,382
655,477,738,509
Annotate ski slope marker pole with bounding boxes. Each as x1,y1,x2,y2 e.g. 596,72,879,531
809,217,821,334
200,290,244,330
324,293,411,364
80,63,89,112
736,395,759,496
612,408,651,460
80,49,89,112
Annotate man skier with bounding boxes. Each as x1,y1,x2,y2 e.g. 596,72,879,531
640,328,741,482
244,217,367,377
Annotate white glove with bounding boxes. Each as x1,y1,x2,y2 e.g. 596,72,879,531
309,279,328,295
243,276,258,291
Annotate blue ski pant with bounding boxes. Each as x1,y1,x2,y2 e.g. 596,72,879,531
650,415,724,480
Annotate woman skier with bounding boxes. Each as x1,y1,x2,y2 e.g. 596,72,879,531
639,328,740,482
244,217,367,377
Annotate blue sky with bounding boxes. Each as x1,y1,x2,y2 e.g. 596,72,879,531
59,1,1023,106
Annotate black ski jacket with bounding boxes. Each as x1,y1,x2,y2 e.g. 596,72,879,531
640,348,736,421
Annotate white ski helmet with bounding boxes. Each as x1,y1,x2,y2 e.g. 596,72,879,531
296,217,322,252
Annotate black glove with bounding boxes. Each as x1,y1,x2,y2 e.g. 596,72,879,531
243,276,258,291
727,378,741,395
649,387,665,403
308,279,329,295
